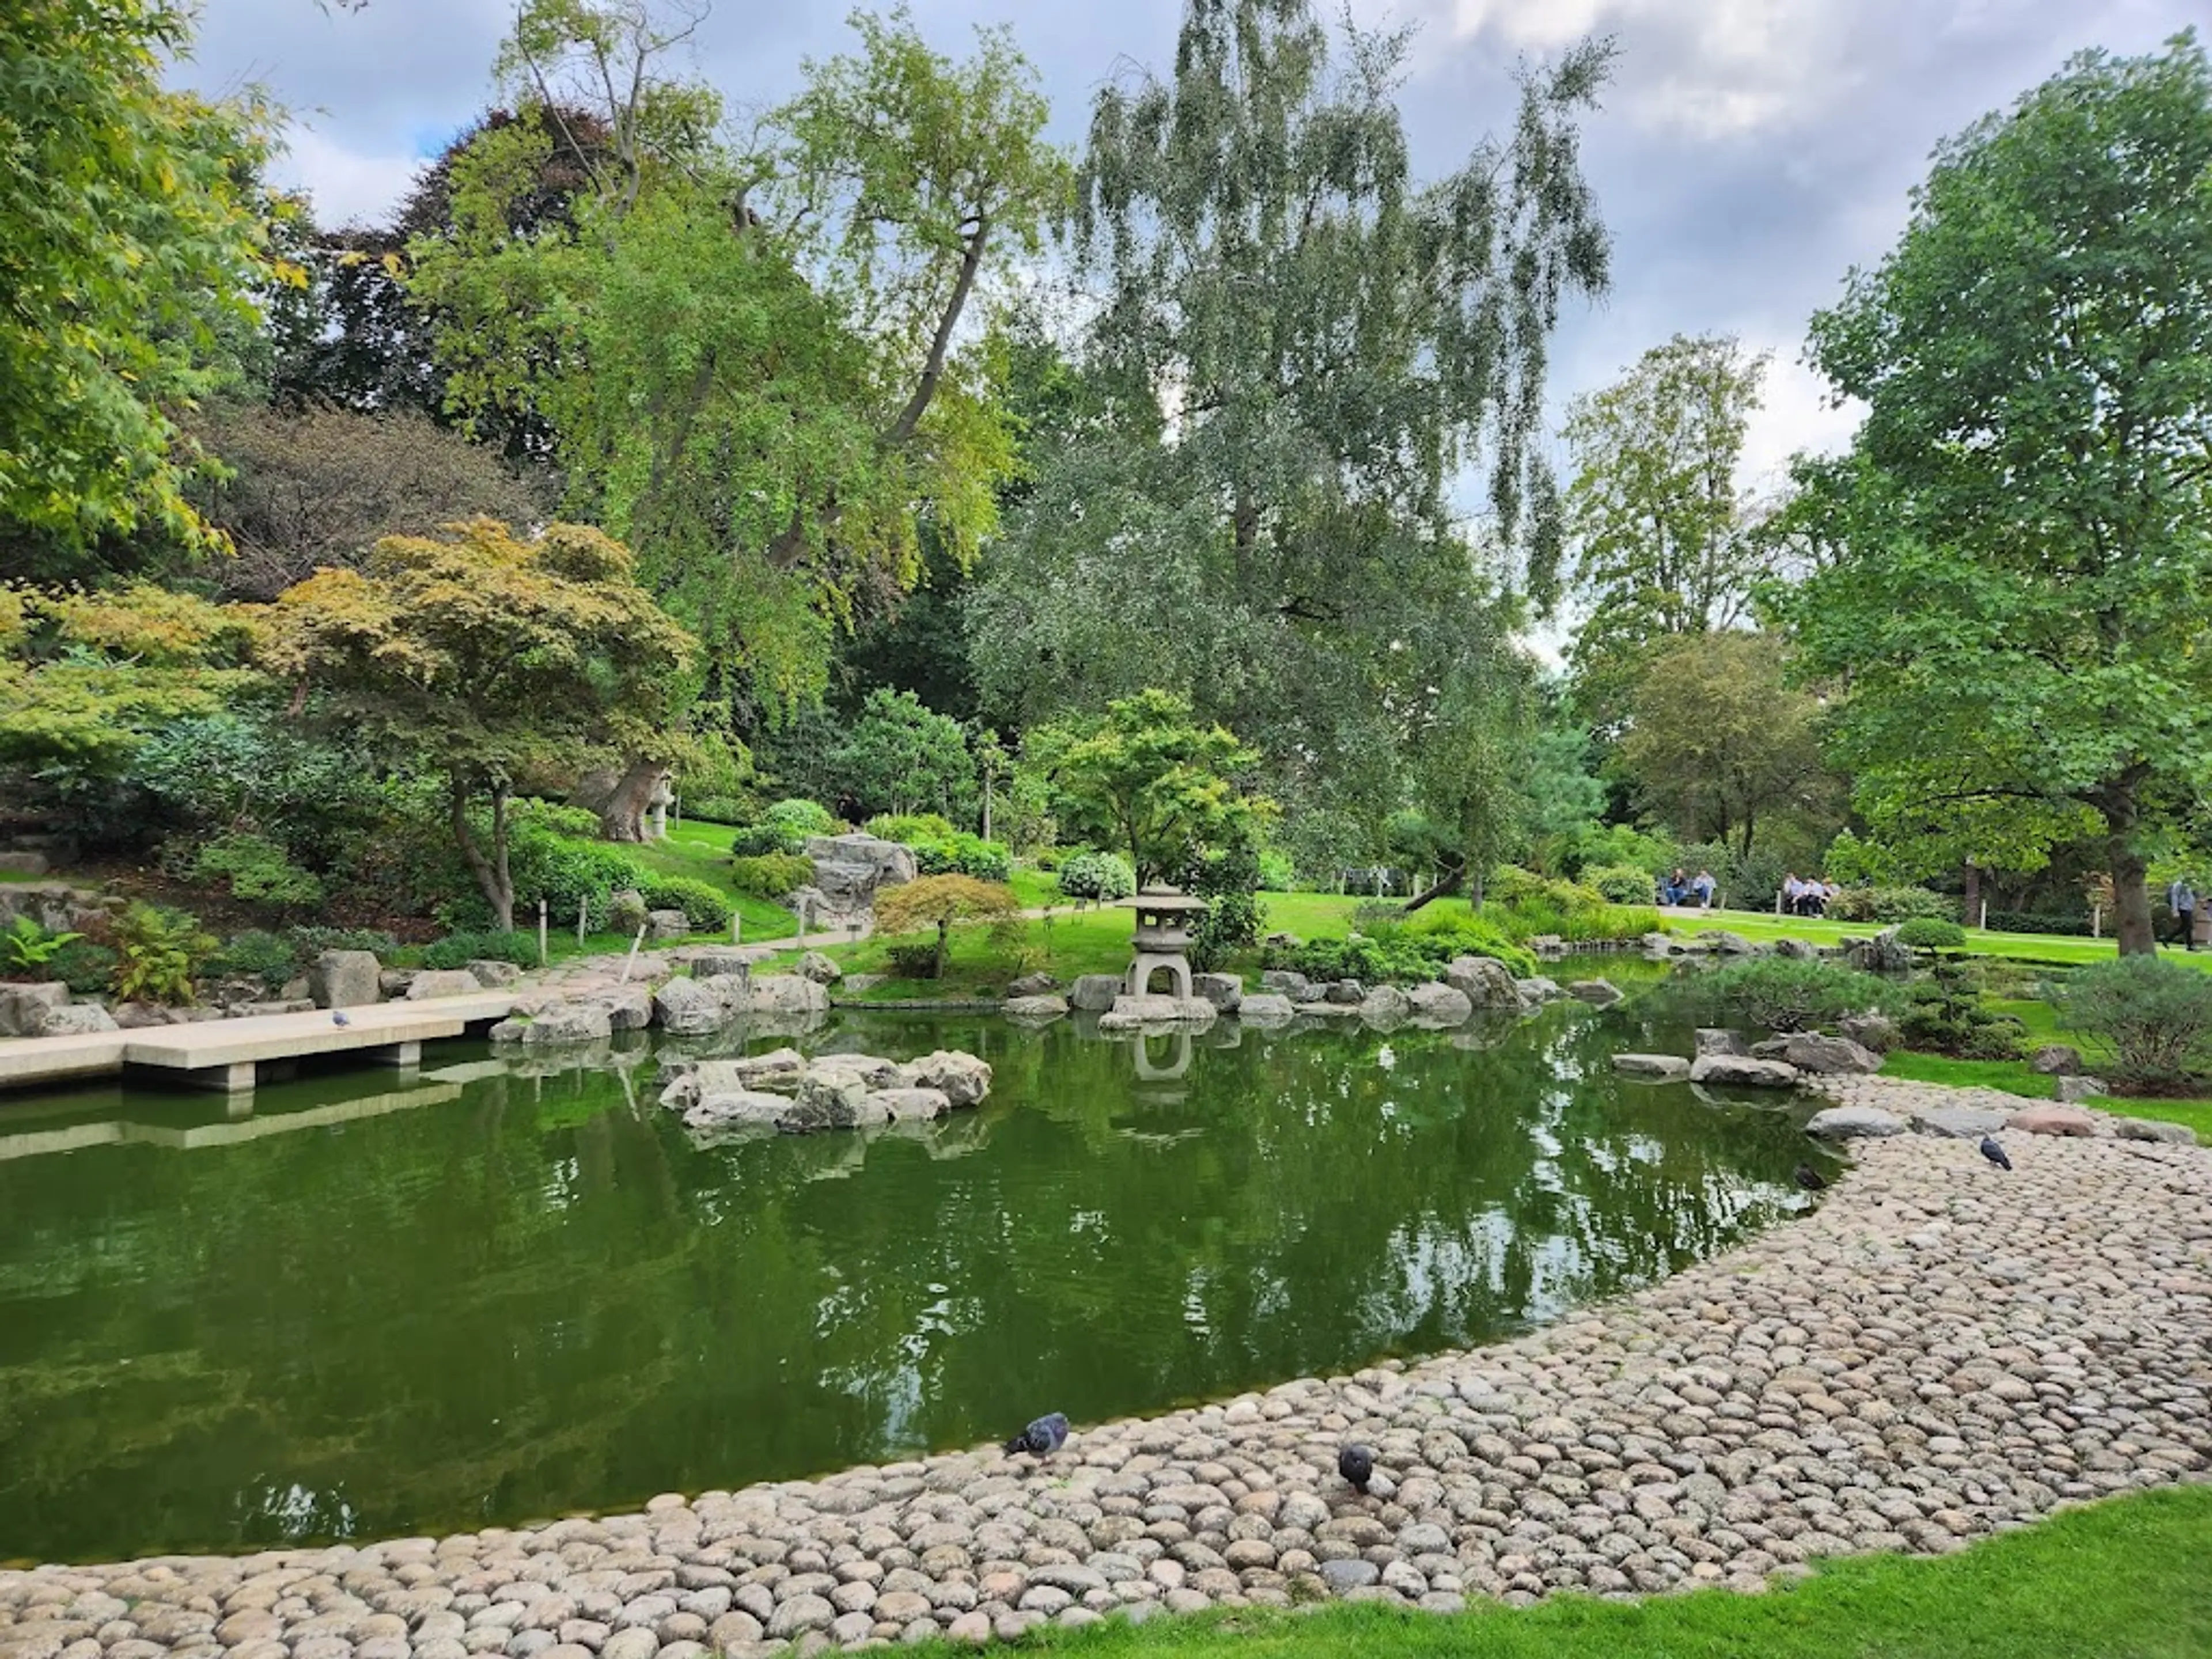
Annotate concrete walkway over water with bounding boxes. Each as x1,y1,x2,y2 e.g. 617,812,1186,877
2,1098,2206,1653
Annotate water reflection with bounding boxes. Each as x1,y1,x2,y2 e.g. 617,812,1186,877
0,975,1831,1563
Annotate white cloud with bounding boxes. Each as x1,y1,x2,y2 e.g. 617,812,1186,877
270,124,421,228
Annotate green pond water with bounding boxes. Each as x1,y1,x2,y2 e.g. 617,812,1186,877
0,974,1834,1564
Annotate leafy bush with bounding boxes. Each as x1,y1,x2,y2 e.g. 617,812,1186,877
191,831,325,907
730,853,813,900
1056,850,1137,902
683,794,752,826
1256,849,1296,892
288,925,402,958
1896,961,2025,1059
729,823,797,857
1584,863,1659,906
770,797,839,839
865,812,958,846
1401,907,1540,976
113,903,217,1006
3,916,82,975
1827,884,1959,924
875,875,1020,979
45,939,118,995
205,929,299,991
1264,919,1537,987
885,941,944,979
638,875,733,931
1895,917,1967,951
2061,956,2212,1088
497,824,652,933
421,930,539,971
1480,867,1654,943
914,832,1013,882
1681,956,1899,1034
1184,839,1266,973
1984,910,2096,938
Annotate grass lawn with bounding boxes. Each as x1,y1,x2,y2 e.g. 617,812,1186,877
1674,908,2212,971
625,820,797,938
979,1484,2212,1659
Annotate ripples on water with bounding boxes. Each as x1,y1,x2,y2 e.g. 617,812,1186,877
0,977,1831,1561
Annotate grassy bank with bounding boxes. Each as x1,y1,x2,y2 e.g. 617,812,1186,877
965,1484,2212,1658
1674,908,2212,971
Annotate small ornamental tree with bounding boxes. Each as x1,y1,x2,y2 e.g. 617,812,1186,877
260,519,697,931
872,873,1018,980
1028,690,1268,886
833,688,973,817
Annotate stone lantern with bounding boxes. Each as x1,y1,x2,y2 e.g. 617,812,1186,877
1124,885,1208,999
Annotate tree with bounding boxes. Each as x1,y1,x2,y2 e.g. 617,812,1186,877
259,519,697,930
1785,35,2212,955
190,403,547,599
1558,333,1776,729
969,0,1610,840
831,689,972,819
1027,691,1267,886
1,0,278,567
1615,632,1832,862
872,873,1017,980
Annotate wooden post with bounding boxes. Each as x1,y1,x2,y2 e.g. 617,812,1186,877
732,911,742,944
2092,904,2103,938
1978,899,1988,931
577,899,588,945
537,898,549,966
619,923,648,983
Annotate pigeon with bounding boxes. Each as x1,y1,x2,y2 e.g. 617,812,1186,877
331,1010,351,1027
1980,1135,2012,1171
1338,1442,1374,1495
1004,1411,1070,1458
1794,1162,1828,1191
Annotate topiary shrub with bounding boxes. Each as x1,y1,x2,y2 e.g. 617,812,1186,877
1896,959,2024,1058
729,852,813,900
1056,850,1136,903
2061,956,2212,1089
421,930,538,971
1183,839,1266,972
1894,916,1967,952
865,812,958,846
639,875,733,931
1584,863,1659,906
1681,956,1900,1034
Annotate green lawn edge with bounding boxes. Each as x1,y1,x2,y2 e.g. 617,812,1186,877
936,1484,2212,1658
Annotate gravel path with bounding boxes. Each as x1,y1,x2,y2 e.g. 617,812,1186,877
5,1114,2208,1656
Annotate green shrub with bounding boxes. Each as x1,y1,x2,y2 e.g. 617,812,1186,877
421,930,539,971
1264,923,1537,986
1184,840,1266,973
639,875,733,931
2061,956,2212,1088
1896,961,2024,1059
3,916,82,975
729,852,813,900
1895,917,1967,951
1056,850,1136,902
914,832,1013,882
113,903,217,1006
191,831,325,907
885,941,942,979
728,798,838,858
682,794,752,825
1827,884,1959,924
1257,849,1296,892
206,929,299,991
1402,906,1540,975
865,812,957,846
468,823,646,933
288,925,401,959
1681,956,1899,1034
45,939,118,995
769,797,838,838
1584,862,1660,906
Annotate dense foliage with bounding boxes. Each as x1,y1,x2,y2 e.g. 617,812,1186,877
1681,957,1899,1035
2061,956,2212,1088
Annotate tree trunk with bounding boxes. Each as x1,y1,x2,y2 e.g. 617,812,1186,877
2110,838,2156,956
599,755,668,843
981,771,993,843
450,777,516,933
1961,860,1980,930
1404,863,1466,914
933,918,950,980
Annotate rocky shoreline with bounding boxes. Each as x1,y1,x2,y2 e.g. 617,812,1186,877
5,1093,2207,1656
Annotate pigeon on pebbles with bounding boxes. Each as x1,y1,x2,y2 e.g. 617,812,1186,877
1005,1411,1070,1458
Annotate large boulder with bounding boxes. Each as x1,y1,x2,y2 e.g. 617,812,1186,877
868,1088,952,1123
2029,1043,2083,1076
405,969,484,1000
590,984,655,1032
1612,1054,1691,1081
491,1001,613,1046
1694,1028,1749,1057
645,908,691,943
747,975,831,1017
1569,978,1624,1007
1839,1012,1900,1052
1696,930,1759,956
464,959,525,988
1236,993,1297,1026
1069,974,1123,1013
1805,1104,1908,1138
1003,995,1069,1021
1777,1032,1883,1075
1910,1103,2014,1139
797,950,842,985
779,1067,873,1132
653,976,728,1035
1443,955,1522,1010
1687,1053,1800,1089
29,1001,119,1036
808,1054,902,1090
897,1050,993,1107
1404,982,1474,1026
660,1047,809,1107
1844,927,1914,974
1323,979,1364,1005
1772,937,1816,960
1358,985,1411,1030
1259,970,1312,1001
309,949,382,1010
2008,1103,2101,1135
2114,1116,2195,1144
1192,972,1244,1012
0,981,70,1037
2055,1075,2110,1104
801,834,916,919
687,950,757,982
1006,971,1058,998
683,1090,794,1134
1516,976,1562,1007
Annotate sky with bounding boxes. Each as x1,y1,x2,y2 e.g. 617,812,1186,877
172,0,2201,496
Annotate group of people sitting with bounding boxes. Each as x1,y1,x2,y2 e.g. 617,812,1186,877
1782,873,1842,916
1659,868,1718,908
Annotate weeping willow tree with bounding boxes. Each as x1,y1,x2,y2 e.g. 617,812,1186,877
971,0,1612,859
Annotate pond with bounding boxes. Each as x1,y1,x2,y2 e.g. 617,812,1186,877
0,972,1832,1564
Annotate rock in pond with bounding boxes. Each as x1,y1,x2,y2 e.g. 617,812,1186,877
653,977,726,1035
1192,972,1244,1012
490,1001,613,1046
1404,982,1473,1025
1689,1053,1801,1089
1777,1032,1883,1075
867,1087,950,1123
1069,974,1123,1013
1695,1027,1749,1057
1235,993,1297,1026
897,1050,993,1107
1097,995,1217,1033
683,1090,792,1134
1569,978,1623,1007
1006,971,1059,998
1003,995,1069,1021
1612,1053,1690,1081
1358,986,1411,1029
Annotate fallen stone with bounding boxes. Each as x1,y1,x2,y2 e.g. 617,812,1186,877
1805,1103,1909,1138
1569,978,1623,1007
1192,972,1244,1012
1612,1054,1691,1081
309,949,382,1010
1778,1032,1883,1075
1003,995,1070,1020
2029,1044,2082,1076
2006,1104,2101,1136
1404,982,1474,1025
1069,974,1123,1013
406,969,484,1000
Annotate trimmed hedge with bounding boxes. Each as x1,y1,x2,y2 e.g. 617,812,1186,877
730,853,813,900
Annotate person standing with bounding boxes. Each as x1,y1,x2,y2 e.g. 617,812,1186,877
2168,877,2198,949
